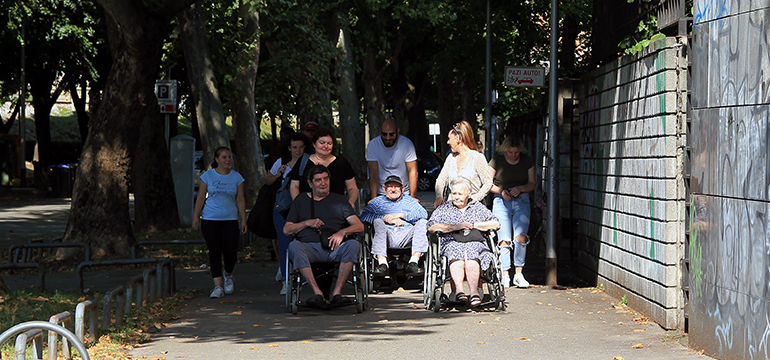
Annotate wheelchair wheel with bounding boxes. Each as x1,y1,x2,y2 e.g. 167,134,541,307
289,281,299,315
355,286,365,313
423,239,439,306
431,287,442,312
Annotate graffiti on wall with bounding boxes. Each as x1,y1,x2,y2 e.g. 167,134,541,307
689,2,770,358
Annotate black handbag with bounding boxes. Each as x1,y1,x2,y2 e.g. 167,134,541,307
247,181,279,238
310,195,339,250
451,228,485,243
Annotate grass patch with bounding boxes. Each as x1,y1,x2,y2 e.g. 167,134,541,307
0,288,193,360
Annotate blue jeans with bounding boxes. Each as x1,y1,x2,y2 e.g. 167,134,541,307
492,193,531,271
273,207,291,278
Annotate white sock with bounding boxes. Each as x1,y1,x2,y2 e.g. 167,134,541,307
409,255,420,263
378,258,388,266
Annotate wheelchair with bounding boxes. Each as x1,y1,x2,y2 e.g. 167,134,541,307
423,230,506,312
285,235,370,314
363,222,426,292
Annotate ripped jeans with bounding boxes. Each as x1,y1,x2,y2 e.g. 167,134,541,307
492,193,531,271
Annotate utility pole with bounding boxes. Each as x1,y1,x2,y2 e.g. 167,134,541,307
484,0,492,158
545,0,559,286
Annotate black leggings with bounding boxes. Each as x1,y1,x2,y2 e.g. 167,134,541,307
201,219,239,278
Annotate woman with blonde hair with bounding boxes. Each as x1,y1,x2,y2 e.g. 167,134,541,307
488,136,536,288
433,121,492,209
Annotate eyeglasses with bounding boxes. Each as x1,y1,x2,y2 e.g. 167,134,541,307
381,132,397,137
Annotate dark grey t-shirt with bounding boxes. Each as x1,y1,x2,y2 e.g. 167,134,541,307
286,192,356,243
488,153,534,189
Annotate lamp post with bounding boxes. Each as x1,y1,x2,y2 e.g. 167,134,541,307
545,0,559,286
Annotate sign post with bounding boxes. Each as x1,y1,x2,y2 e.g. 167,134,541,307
428,123,440,152
504,66,545,87
154,80,178,147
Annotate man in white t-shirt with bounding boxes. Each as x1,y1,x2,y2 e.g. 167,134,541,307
366,118,418,201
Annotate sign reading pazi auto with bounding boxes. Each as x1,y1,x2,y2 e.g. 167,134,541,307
504,66,545,87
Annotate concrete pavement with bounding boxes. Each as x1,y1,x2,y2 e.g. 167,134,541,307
0,191,712,359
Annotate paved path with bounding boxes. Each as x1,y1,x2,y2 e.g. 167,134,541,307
0,192,713,359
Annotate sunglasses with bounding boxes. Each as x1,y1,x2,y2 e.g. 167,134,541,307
451,123,462,136
381,132,397,137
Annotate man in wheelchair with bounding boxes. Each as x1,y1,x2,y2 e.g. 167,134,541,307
360,175,429,276
284,165,364,309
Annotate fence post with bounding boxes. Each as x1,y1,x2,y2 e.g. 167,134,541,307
14,329,43,360
102,286,126,330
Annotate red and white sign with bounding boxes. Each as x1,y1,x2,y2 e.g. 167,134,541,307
504,67,545,87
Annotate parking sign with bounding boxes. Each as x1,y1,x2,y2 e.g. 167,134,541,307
155,80,177,113
504,67,545,87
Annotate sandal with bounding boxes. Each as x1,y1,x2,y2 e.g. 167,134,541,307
455,292,468,303
469,294,482,307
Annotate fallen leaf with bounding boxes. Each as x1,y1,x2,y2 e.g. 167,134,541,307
518,337,530,341
230,311,243,315
160,351,168,354
412,305,421,309
411,322,421,325
378,319,389,323
556,308,563,311
253,324,264,327
555,293,561,296
698,350,705,355
634,329,646,332
277,353,285,355
249,347,259,350
221,300,238,303
632,343,644,349
612,357,625,360
243,300,253,304
396,287,407,292
234,331,246,335
477,342,485,344
478,321,485,324
268,344,279,347
302,341,311,344
535,302,543,305
150,357,165,360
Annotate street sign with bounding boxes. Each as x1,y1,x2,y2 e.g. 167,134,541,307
504,67,545,87
155,80,177,113
428,123,440,135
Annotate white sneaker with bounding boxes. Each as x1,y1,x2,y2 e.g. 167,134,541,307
513,273,530,288
223,274,235,294
501,273,511,289
210,286,224,298
279,281,287,295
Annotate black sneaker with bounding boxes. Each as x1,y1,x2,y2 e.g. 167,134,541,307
374,263,389,275
405,262,422,275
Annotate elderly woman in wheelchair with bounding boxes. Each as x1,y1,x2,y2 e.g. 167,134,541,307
427,178,500,307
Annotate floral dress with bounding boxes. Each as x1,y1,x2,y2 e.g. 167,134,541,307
427,199,498,270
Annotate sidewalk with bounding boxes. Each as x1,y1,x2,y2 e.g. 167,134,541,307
0,192,712,359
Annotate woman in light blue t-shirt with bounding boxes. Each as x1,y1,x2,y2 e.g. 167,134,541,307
193,147,247,299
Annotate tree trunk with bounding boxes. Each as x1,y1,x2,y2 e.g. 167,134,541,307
132,104,180,234
459,75,476,125
179,1,230,170
334,19,365,181
67,77,90,143
436,70,457,156
231,3,263,206
28,71,67,165
63,0,197,258
362,47,385,140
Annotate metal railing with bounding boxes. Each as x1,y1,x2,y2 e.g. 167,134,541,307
2,321,90,360
9,242,91,264
102,286,126,330
47,311,72,360
75,300,98,344
76,257,171,292
0,263,45,291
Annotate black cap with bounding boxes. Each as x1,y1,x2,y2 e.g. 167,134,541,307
384,175,403,186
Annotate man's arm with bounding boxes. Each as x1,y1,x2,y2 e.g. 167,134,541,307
328,215,365,250
367,160,380,201
406,160,418,198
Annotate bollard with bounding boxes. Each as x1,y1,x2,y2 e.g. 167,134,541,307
48,311,72,360
75,300,98,343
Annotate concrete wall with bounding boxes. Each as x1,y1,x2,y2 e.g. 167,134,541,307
689,1,770,359
576,37,688,330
